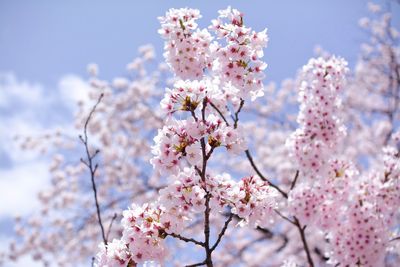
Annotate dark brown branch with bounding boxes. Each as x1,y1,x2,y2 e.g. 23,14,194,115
390,236,400,242
105,213,117,241
293,217,314,267
314,247,329,262
203,192,212,267
190,109,198,122
274,210,314,266
199,98,213,267
209,101,229,126
168,232,205,247
255,226,274,238
186,261,206,267
290,170,300,191
245,150,288,198
233,99,245,129
276,233,289,252
206,146,215,161
209,98,288,198
274,209,295,225
79,93,108,245
211,213,234,252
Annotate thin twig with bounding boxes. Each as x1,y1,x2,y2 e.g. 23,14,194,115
274,210,314,266
79,93,107,245
245,150,288,198
211,213,234,252
105,213,117,241
168,232,205,247
209,97,288,199
314,247,329,262
290,170,300,191
186,261,206,267
209,101,229,126
233,99,245,129
390,236,400,242
293,217,314,267
276,233,289,252
274,209,295,225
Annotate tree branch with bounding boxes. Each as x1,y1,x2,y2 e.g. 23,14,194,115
211,213,234,252
186,261,206,267
105,213,117,242
245,150,288,198
290,170,299,191
293,217,314,267
390,236,400,242
167,232,205,247
79,93,108,245
209,101,229,126
233,99,245,129
200,98,213,267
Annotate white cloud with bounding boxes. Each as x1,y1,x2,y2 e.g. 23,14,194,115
0,72,92,265
58,74,91,110
0,72,89,218
0,161,49,216
0,73,44,109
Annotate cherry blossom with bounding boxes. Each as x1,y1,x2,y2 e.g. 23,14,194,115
5,3,400,267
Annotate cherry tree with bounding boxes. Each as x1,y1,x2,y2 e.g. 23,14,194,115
2,3,399,267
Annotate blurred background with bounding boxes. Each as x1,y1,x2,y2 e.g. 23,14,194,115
0,0,399,266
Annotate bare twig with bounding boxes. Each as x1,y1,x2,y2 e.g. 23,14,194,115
274,211,314,266
209,101,229,126
245,150,288,198
276,233,289,252
293,217,314,267
233,99,245,129
79,93,107,245
390,236,400,242
274,209,295,225
314,247,329,262
290,170,300,191
167,232,205,247
211,213,234,252
105,213,117,241
186,261,206,267
210,96,288,199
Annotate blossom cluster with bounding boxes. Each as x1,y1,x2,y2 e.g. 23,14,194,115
328,203,387,267
96,239,131,267
229,176,278,228
95,168,277,265
286,56,348,177
286,53,399,266
210,6,268,101
159,6,268,102
152,78,248,175
121,204,167,263
158,8,213,80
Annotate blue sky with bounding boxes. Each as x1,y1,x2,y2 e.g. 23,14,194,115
0,0,399,266
1,0,392,85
